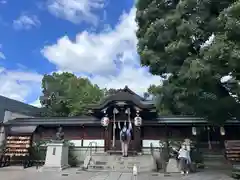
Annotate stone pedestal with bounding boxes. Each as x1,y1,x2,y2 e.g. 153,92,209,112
41,142,69,171
166,158,179,173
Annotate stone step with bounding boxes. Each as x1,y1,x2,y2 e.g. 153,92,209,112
91,152,108,156
107,150,138,155
203,157,226,160
203,156,225,161
87,162,153,172
203,153,226,160
94,161,107,165
88,165,105,170
84,154,154,172
86,167,152,173
203,153,225,157
200,151,225,155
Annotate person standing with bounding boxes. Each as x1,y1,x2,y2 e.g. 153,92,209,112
120,125,131,157
178,144,191,175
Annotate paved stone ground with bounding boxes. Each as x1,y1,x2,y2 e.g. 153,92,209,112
0,167,235,180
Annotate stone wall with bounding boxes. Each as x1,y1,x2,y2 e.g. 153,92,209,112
141,140,161,154
37,139,105,163
70,146,105,162
141,126,193,154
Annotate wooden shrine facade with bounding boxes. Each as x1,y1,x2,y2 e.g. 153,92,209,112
3,86,240,153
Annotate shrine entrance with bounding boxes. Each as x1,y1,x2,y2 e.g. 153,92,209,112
104,119,142,154
109,121,135,151
88,86,153,153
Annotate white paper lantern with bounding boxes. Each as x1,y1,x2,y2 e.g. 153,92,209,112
220,127,225,136
192,127,197,135
134,116,142,126
101,117,109,127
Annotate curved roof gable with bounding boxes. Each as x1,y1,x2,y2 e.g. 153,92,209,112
89,86,155,110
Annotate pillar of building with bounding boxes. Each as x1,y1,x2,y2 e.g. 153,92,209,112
0,126,5,148
0,111,12,150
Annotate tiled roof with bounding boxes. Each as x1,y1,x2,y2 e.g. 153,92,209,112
89,86,155,110
4,115,240,126
4,116,99,125
0,95,42,123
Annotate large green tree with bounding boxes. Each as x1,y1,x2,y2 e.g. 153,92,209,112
103,88,119,96
136,0,240,123
40,72,104,117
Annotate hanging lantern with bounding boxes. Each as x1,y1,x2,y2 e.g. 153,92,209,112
134,116,142,126
192,127,197,136
101,117,109,127
220,127,225,136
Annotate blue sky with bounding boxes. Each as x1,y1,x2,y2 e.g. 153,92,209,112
0,0,162,107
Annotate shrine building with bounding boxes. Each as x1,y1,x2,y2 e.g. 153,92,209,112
1,86,240,157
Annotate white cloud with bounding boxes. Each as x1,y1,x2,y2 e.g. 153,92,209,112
42,7,163,94
90,66,163,95
42,8,138,74
0,52,5,59
13,15,41,30
47,0,104,25
0,0,7,4
0,44,5,59
201,34,215,48
0,67,42,102
221,75,232,83
30,98,42,107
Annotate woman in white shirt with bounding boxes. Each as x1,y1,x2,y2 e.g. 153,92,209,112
178,144,191,175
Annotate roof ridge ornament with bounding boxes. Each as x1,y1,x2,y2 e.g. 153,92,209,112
116,101,126,106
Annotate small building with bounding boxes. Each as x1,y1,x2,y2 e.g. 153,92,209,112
1,86,240,157
0,95,42,148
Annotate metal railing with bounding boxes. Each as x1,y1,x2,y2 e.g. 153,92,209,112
84,141,97,158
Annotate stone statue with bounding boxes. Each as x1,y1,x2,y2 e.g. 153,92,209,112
55,127,64,141
151,140,169,173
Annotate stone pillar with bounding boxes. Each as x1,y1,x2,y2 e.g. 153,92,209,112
134,126,141,152
41,142,69,171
